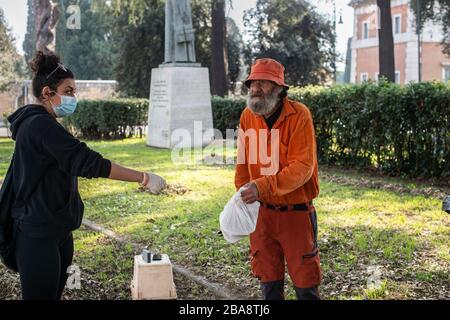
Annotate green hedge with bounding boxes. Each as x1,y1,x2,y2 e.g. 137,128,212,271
211,82,449,178
65,81,449,178
211,96,246,136
64,96,247,139
63,98,148,139
289,81,449,178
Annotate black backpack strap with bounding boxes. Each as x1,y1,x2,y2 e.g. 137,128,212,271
0,152,19,272
0,153,15,220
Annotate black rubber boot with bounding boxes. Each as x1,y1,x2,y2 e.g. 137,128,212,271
294,286,321,300
260,280,284,300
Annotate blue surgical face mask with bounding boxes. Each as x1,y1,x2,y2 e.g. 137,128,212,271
51,93,78,117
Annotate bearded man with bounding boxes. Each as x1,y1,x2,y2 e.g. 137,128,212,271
235,58,322,300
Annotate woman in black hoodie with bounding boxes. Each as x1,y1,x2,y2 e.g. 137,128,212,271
7,51,166,300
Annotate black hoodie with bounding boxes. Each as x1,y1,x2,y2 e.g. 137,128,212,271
7,104,111,237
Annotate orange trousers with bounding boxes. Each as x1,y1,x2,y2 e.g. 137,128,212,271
249,203,322,288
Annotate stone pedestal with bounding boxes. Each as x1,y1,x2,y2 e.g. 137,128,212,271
147,66,214,149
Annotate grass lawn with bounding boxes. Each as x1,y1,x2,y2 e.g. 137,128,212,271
0,137,448,300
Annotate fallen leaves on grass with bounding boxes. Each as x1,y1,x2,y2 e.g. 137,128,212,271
137,183,191,196
321,171,448,200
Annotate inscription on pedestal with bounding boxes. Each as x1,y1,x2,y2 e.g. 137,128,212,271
152,80,169,107
147,67,213,149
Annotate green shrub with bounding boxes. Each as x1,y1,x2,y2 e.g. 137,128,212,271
289,81,449,178
63,98,148,139
211,96,246,136
210,81,449,178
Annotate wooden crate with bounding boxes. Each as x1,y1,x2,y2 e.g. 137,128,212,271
130,254,177,300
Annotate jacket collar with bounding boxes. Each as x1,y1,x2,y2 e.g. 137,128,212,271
265,98,296,130
278,98,296,122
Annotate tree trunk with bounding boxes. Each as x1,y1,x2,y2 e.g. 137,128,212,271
377,0,395,82
33,0,59,54
211,0,228,97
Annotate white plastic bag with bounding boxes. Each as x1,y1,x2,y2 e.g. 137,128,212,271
219,187,260,243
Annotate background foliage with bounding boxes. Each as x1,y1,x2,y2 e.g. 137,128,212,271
63,98,148,139
64,81,449,178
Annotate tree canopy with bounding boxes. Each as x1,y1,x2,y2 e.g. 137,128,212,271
0,8,24,92
244,0,337,86
55,0,117,80
19,0,345,94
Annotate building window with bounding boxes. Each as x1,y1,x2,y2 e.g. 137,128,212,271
394,15,401,34
361,72,369,82
363,21,369,39
395,71,401,84
444,68,450,82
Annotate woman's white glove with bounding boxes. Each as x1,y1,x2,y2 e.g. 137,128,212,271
143,172,167,194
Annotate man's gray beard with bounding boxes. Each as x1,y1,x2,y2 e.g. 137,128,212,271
247,89,281,116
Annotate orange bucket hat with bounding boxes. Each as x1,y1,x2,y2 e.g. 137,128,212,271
245,58,289,89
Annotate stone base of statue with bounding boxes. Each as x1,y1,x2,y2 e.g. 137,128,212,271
146,65,214,149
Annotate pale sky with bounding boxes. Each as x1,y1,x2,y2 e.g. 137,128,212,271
0,0,354,70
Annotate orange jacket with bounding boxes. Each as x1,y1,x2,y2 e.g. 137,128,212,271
235,98,319,205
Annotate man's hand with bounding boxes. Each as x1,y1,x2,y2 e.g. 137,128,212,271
241,182,259,204
144,172,167,194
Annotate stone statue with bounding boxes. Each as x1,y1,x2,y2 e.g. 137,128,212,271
148,0,212,150
33,0,59,54
164,0,197,63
